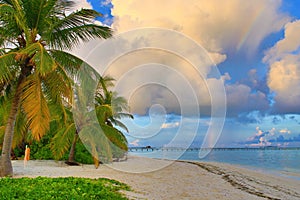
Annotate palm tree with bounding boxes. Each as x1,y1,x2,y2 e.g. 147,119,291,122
0,0,112,177
95,76,133,159
50,73,132,167
49,102,76,162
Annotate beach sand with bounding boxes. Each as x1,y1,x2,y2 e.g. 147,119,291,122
12,156,300,200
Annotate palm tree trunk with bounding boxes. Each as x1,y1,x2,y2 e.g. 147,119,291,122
68,131,78,163
0,74,26,177
91,143,100,169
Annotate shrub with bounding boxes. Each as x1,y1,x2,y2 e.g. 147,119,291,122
0,177,130,200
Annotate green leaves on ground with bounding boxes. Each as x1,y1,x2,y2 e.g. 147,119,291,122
0,177,130,200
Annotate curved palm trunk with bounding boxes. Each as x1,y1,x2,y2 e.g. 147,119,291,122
68,130,78,163
0,73,26,177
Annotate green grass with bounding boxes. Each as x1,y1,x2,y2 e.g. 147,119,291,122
0,177,130,200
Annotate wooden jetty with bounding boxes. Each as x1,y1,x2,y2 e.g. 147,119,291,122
128,146,300,152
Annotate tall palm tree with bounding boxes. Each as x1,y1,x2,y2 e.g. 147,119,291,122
0,0,112,176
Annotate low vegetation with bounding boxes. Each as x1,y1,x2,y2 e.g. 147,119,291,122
0,177,130,200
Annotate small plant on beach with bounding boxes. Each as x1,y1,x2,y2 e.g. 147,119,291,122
0,0,112,177
0,177,130,200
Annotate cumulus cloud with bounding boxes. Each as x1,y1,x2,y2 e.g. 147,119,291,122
247,127,265,141
264,20,300,114
112,0,289,55
245,126,299,147
81,36,224,116
72,0,289,117
246,127,273,147
225,83,269,116
264,20,300,62
268,58,300,113
225,69,270,119
109,0,288,116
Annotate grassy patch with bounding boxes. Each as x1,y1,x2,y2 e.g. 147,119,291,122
0,177,130,200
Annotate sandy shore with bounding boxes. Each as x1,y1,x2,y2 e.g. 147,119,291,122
12,157,300,200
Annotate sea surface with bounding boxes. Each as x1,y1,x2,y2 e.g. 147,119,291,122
129,148,300,180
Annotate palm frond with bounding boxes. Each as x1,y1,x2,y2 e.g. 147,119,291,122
46,8,112,50
109,118,130,133
0,3,14,13
94,78,133,137
12,110,28,149
115,112,134,119
0,48,6,56
96,75,115,97
101,75,115,88
95,104,112,123
20,74,50,140
42,66,72,104
79,123,112,163
0,1,13,5
100,123,128,151
73,64,101,111
54,9,102,29
112,94,130,110
48,100,72,127
0,17,21,46
9,0,31,40
49,24,112,50
49,50,83,77
21,43,57,76
0,52,18,84
22,0,55,31
95,94,105,105
50,123,76,159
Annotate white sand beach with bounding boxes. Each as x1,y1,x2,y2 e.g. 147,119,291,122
12,156,300,200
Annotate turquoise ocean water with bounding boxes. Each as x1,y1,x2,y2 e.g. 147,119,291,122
129,148,300,180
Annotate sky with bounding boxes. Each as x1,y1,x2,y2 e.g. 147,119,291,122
71,0,300,148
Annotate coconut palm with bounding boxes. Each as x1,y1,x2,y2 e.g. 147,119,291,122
0,0,112,176
50,73,132,167
95,76,133,158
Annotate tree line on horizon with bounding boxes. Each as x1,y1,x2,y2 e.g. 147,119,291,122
0,0,132,177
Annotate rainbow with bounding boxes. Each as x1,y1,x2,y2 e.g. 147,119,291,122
236,5,266,51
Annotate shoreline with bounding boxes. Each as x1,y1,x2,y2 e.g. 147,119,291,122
128,148,300,181
180,159,300,182
12,156,300,200
179,160,300,200
138,152,300,182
